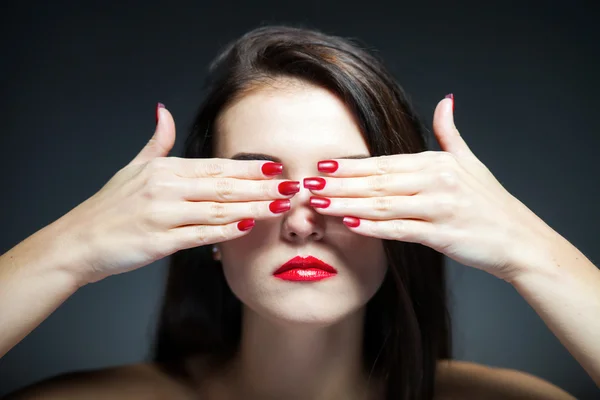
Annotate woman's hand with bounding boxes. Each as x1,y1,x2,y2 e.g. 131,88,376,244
304,95,557,283
52,104,299,286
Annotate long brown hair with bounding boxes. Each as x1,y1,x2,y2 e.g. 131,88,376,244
151,25,453,399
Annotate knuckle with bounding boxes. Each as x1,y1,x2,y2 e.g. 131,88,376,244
214,224,228,242
142,202,169,230
367,174,389,194
202,162,225,177
146,157,170,172
209,202,227,220
373,196,392,213
261,180,273,197
143,174,168,200
192,225,212,245
251,201,264,217
214,178,234,200
391,219,406,237
436,169,459,189
375,156,391,175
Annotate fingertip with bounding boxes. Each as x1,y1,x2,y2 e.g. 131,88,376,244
261,162,284,177
237,219,255,231
446,93,454,113
156,102,165,124
343,216,360,228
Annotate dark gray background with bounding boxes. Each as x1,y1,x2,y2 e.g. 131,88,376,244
1,0,599,398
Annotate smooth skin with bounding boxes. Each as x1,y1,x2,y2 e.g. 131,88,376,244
1,85,597,398
310,94,600,387
0,107,300,359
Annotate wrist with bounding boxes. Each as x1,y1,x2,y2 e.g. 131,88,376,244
507,223,581,288
505,219,566,286
15,219,91,290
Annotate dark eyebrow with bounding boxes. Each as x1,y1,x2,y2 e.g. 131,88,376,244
230,152,370,162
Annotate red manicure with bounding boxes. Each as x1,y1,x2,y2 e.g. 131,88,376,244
317,160,338,173
343,216,360,228
278,181,300,195
237,219,255,231
262,162,283,176
303,177,326,190
309,196,330,208
156,102,165,124
269,199,291,213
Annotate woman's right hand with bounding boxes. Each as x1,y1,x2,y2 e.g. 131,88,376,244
53,104,298,286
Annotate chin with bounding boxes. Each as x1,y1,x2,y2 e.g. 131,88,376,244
240,289,368,328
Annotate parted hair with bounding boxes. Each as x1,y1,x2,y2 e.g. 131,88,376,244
151,24,453,399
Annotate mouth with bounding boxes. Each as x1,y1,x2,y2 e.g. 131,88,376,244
273,255,338,281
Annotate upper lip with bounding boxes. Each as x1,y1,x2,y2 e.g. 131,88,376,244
273,255,337,275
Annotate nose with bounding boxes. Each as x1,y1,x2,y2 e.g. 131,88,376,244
281,183,325,243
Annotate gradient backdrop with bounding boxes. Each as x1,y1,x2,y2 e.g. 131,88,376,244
1,1,599,398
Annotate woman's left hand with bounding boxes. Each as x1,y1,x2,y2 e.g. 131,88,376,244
305,95,556,283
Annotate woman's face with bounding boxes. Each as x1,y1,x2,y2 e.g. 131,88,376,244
214,79,388,326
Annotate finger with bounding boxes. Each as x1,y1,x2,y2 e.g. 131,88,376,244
432,94,473,158
317,152,436,178
131,103,176,166
175,177,300,202
308,195,436,221
303,172,429,198
160,199,292,227
169,158,284,180
165,219,256,250
341,217,435,243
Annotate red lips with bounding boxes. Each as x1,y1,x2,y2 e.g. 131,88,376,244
273,255,337,281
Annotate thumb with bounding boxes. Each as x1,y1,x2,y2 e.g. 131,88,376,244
130,102,176,166
432,94,473,158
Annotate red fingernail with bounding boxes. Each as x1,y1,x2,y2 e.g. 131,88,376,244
309,196,330,208
303,177,326,190
262,162,283,176
278,181,300,195
269,199,291,213
237,219,255,231
317,160,338,173
156,102,165,124
343,216,360,228
444,93,454,112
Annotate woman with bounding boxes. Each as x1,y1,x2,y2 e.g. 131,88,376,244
1,25,597,399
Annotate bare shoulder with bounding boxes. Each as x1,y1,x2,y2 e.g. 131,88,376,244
3,363,193,400
435,359,577,400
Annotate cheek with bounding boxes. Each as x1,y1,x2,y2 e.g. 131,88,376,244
218,233,270,300
347,239,388,295
219,226,269,268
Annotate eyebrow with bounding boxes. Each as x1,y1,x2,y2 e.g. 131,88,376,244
230,152,370,162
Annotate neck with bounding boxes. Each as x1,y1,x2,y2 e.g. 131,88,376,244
215,305,382,400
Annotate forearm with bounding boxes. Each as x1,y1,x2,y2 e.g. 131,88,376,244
510,231,600,387
0,223,83,358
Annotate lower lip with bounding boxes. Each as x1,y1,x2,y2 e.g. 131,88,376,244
274,268,337,281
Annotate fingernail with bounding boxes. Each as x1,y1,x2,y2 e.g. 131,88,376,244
317,160,338,173
156,102,165,124
444,93,454,112
343,216,360,228
278,181,300,195
262,162,283,176
303,177,326,190
237,219,255,231
309,196,330,208
269,199,291,213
